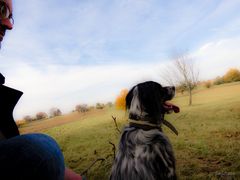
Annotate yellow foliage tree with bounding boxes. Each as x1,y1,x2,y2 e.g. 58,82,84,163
115,89,128,110
223,68,240,83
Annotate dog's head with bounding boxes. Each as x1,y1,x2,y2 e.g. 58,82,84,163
126,81,179,124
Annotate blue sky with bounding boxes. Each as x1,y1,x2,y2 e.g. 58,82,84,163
0,0,240,119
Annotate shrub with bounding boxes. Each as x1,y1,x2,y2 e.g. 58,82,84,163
204,80,212,88
176,83,187,94
213,76,224,85
96,103,105,109
223,68,240,83
75,104,89,113
23,115,34,122
115,89,128,110
36,112,48,120
49,108,62,117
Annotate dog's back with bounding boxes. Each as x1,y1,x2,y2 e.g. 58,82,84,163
110,126,176,180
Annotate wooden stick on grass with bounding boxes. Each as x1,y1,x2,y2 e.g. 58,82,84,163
111,116,121,134
81,158,105,175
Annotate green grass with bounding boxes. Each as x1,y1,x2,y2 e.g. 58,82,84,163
20,82,240,179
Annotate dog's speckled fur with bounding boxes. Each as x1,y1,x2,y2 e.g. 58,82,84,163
110,81,177,180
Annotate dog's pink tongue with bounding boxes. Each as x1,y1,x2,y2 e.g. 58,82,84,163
164,102,180,113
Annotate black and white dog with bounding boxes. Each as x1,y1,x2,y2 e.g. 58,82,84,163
110,81,180,180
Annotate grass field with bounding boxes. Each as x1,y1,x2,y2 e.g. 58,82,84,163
19,82,240,180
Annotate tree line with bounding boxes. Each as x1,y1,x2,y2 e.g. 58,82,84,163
115,67,240,110
17,102,114,127
17,65,239,126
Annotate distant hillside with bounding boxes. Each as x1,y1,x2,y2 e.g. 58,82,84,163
19,82,240,179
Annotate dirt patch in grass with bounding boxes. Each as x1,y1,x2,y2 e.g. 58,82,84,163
211,130,240,140
19,109,107,134
197,156,232,171
224,131,240,139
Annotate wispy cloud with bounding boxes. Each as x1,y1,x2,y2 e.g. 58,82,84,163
4,62,165,119
1,0,240,119
193,36,240,80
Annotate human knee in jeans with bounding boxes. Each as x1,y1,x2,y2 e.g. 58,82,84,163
0,133,65,180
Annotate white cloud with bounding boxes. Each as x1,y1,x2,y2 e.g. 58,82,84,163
4,36,240,120
193,37,240,80
1,0,240,120
3,62,166,119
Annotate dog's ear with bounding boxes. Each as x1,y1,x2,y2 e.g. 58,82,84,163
126,86,135,110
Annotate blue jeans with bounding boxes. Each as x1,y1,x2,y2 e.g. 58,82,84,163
0,133,65,180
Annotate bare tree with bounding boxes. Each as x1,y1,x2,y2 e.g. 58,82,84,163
23,115,34,122
36,112,48,120
49,108,62,117
75,104,89,113
163,52,199,106
96,103,105,109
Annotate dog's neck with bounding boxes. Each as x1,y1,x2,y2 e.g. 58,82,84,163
129,118,179,135
129,119,163,131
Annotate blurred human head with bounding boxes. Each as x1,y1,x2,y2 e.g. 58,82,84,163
0,0,13,43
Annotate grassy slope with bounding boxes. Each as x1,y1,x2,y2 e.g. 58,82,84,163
19,82,240,179
167,82,240,179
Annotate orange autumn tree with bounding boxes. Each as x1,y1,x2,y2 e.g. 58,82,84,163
115,89,128,110
223,68,240,83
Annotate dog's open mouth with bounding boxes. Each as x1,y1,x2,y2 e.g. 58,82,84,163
162,101,180,135
163,101,180,113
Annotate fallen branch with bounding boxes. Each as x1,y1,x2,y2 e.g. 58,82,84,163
174,113,188,121
109,141,116,160
81,158,105,175
80,116,121,176
112,116,121,134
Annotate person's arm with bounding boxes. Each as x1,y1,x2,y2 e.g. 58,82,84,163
0,74,23,138
64,168,82,180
